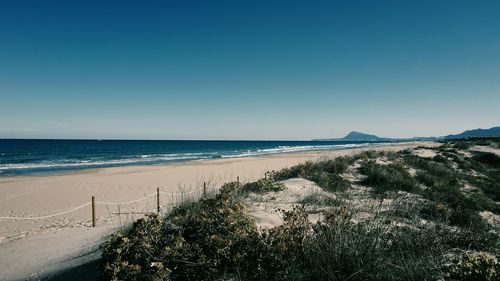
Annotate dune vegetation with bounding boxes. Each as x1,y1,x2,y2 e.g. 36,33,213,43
99,138,500,281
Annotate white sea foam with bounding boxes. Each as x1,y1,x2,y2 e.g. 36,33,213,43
0,142,395,173
221,142,389,158
0,154,217,171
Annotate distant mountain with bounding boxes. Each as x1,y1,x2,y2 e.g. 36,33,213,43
315,131,389,141
313,131,435,142
444,126,500,139
313,126,500,142
340,131,385,141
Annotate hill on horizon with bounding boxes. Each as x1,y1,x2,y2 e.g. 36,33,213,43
313,126,500,141
444,126,500,139
314,131,389,142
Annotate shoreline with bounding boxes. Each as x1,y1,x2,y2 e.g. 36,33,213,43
0,141,411,179
0,141,436,281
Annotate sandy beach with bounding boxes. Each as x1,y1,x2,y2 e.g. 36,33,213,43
0,142,435,280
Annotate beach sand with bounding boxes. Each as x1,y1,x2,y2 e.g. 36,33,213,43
0,141,436,280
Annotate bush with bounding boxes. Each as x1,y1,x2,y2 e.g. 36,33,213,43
299,193,341,206
254,206,311,280
416,167,459,192
420,177,484,228
304,209,443,280
100,186,259,281
360,161,418,193
319,156,353,174
268,157,355,192
242,178,285,193
467,177,500,202
452,141,472,150
268,161,313,181
419,201,450,221
307,172,351,192
99,215,174,281
473,152,500,169
443,251,500,281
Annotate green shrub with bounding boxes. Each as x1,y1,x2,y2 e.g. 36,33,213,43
419,201,450,221
307,172,351,192
360,161,418,193
99,215,174,281
268,157,355,192
473,152,500,169
467,177,500,202
256,206,311,280
316,157,353,174
443,251,500,281
242,178,285,193
420,177,483,228
304,209,443,280
452,141,472,150
299,193,341,206
416,167,459,192
469,191,500,214
402,154,430,170
100,186,259,281
268,161,314,181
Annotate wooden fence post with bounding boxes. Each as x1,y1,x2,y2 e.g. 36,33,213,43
157,187,160,214
92,196,96,227
237,176,240,188
203,182,207,198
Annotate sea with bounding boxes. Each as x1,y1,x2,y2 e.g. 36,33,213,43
0,139,393,176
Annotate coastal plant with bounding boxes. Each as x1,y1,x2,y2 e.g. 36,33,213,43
242,178,286,194
299,192,341,206
99,214,174,281
419,201,450,221
100,184,260,281
304,208,444,280
359,161,418,193
472,152,500,169
268,161,314,181
267,156,355,194
443,251,500,281
307,171,351,192
253,206,312,280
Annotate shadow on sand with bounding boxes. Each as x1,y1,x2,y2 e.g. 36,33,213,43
41,260,100,281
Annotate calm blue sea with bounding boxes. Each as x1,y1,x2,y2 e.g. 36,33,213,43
0,139,390,176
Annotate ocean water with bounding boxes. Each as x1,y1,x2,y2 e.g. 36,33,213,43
0,139,390,176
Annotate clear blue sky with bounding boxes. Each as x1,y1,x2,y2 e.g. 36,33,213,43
1,0,499,140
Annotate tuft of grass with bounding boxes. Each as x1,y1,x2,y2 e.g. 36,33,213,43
419,201,450,221
304,208,445,280
467,176,500,203
360,161,419,193
242,178,286,194
473,152,500,169
268,156,355,192
299,192,341,206
307,172,351,192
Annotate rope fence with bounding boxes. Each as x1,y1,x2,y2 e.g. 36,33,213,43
0,184,215,225
0,202,92,220
0,177,241,228
0,189,196,224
